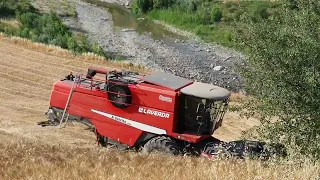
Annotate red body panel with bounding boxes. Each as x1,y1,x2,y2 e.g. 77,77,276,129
49,75,206,146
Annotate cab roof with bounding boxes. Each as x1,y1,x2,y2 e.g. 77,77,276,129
180,82,231,101
141,72,231,100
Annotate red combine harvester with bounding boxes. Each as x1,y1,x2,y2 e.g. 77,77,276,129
41,66,283,159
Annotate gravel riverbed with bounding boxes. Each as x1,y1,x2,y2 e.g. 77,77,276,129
65,0,245,92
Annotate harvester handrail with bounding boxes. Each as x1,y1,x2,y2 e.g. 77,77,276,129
73,73,133,106
75,74,135,87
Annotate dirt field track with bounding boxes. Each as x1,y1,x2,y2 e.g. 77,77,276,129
2,35,318,180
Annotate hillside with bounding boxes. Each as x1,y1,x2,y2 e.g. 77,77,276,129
0,34,319,179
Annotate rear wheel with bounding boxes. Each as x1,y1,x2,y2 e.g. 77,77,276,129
142,136,180,155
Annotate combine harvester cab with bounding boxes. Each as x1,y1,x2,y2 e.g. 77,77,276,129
43,66,284,159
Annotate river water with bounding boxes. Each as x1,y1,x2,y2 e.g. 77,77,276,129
85,0,187,40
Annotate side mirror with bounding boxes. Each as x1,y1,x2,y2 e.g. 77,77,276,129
196,103,205,113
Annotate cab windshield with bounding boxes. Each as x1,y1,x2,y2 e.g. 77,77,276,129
178,94,229,135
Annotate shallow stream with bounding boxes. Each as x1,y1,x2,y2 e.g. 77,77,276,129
85,0,186,40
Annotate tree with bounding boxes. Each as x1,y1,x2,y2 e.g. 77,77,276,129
237,0,320,159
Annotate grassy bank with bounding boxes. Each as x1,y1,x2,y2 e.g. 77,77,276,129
132,0,280,49
0,0,104,57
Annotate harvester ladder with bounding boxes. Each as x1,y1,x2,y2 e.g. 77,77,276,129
59,78,77,128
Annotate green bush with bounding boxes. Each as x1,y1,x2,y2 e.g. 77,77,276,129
237,0,320,159
223,31,233,42
196,6,211,24
36,34,50,43
174,0,198,12
38,12,71,38
66,34,91,54
132,0,177,14
210,6,223,22
17,12,39,29
224,1,233,9
233,9,244,21
91,42,105,56
132,0,153,14
188,0,197,12
13,10,104,56
66,36,77,52
152,0,175,9
49,34,69,48
18,27,31,38
249,3,271,22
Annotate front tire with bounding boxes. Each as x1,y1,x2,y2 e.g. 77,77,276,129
142,136,180,155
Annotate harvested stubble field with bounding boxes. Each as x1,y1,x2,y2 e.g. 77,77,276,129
0,33,319,180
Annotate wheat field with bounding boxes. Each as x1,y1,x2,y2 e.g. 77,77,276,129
0,33,319,180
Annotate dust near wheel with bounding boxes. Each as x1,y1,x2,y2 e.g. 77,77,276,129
107,84,132,109
142,136,180,155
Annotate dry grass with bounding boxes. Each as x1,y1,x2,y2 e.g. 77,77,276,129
1,33,319,180
0,19,21,29
229,92,246,102
1,138,319,180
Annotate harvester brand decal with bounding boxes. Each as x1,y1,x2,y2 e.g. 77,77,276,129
138,107,170,119
91,109,167,134
159,95,172,103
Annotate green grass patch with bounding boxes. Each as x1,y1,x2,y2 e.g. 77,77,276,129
148,8,236,47
134,0,281,50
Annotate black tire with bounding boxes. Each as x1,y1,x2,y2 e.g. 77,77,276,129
202,140,276,160
107,84,131,109
142,136,180,155
202,141,231,159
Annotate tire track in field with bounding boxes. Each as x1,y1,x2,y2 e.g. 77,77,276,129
0,92,46,108
0,64,54,82
0,87,48,100
0,73,50,90
0,77,51,96
0,102,45,115
0,43,94,70
0,64,56,87
0,51,84,75
0,60,62,79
